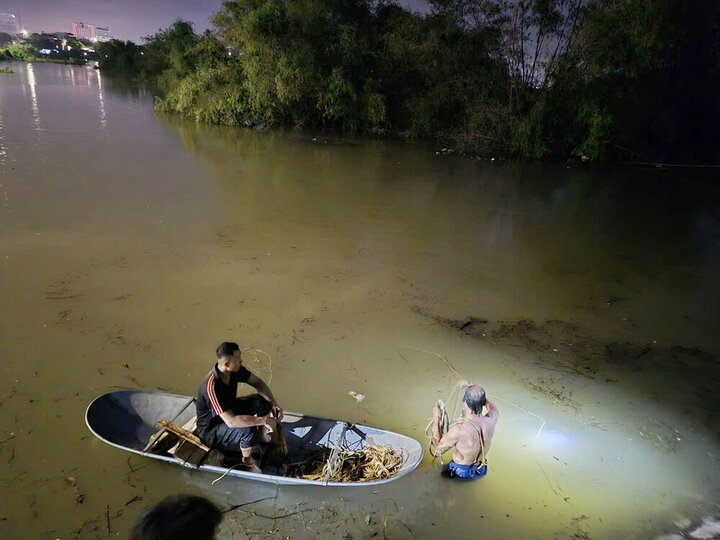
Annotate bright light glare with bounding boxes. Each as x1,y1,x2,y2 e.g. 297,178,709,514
537,429,570,448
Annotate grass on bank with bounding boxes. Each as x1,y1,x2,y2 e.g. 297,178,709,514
0,43,86,66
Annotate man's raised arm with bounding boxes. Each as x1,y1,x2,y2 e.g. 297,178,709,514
486,398,499,419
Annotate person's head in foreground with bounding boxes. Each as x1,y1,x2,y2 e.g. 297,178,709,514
131,494,222,540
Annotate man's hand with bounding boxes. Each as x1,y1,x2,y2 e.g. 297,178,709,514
259,415,274,433
432,403,442,420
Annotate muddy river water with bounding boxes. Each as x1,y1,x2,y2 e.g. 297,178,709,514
1,62,719,539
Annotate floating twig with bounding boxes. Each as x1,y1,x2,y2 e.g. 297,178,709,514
65,476,84,504
230,508,313,520
222,496,276,514
0,434,15,445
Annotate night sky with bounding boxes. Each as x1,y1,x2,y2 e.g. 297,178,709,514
0,0,426,43
0,0,225,42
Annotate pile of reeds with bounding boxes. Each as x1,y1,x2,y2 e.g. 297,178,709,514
287,444,404,482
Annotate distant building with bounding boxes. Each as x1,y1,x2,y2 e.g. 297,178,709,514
95,26,110,41
0,12,21,34
72,22,110,42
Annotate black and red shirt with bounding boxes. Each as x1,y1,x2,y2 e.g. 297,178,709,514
196,363,251,440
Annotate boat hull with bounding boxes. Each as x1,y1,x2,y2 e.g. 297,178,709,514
85,390,423,486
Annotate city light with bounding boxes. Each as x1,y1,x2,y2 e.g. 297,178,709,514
21,29,28,37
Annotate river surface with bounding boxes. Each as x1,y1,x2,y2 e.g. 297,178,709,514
1,62,720,539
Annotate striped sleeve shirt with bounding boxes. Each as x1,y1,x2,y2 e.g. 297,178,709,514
196,363,252,438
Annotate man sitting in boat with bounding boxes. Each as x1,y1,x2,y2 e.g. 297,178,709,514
431,383,498,479
196,342,285,473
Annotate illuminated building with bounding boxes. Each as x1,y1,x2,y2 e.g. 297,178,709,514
72,22,111,42
95,26,110,41
0,12,21,34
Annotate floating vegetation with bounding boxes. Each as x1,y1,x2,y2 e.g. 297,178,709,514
287,445,403,482
64,476,85,504
637,417,682,454
415,307,720,398
0,67,13,74
523,377,581,411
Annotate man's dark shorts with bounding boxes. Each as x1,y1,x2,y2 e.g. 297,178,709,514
208,394,273,450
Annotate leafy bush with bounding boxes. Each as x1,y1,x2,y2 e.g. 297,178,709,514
99,1,720,163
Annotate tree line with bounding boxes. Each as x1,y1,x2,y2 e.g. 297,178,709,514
0,32,92,64
96,0,719,163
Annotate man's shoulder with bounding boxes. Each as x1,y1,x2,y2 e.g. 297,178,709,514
234,366,252,383
480,415,497,428
197,368,219,394
448,422,473,436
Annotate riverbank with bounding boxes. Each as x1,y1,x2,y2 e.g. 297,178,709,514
96,1,719,165
0,53,86,66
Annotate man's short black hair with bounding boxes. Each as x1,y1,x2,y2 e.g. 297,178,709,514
130,494,222,540
464,385,487,415
216,342,240,359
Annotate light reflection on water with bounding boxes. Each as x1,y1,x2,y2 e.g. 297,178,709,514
26,63,40,129
0,62,719,539
0,96,6,167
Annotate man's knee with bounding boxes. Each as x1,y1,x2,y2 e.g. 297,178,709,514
232,394,272,417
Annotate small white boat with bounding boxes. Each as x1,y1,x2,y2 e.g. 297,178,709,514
85,390,424,486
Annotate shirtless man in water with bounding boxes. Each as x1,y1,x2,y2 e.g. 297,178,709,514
432,383,499,479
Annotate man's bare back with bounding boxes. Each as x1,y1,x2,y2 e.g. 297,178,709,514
432,387,499,467
446,411,497,465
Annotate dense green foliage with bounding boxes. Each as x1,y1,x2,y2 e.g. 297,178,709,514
0,33,90,65
98,0,719,163
525,0,720,162
0,42,41,61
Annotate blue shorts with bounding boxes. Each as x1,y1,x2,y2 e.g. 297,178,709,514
203,395,272,450
443,461,487,480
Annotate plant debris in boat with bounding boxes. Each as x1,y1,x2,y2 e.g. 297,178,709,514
287,444,403,482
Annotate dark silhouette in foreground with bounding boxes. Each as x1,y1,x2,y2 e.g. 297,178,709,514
131,494,222,540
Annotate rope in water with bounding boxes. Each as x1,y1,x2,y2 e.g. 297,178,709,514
211,462,247,485
242,347,273,384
